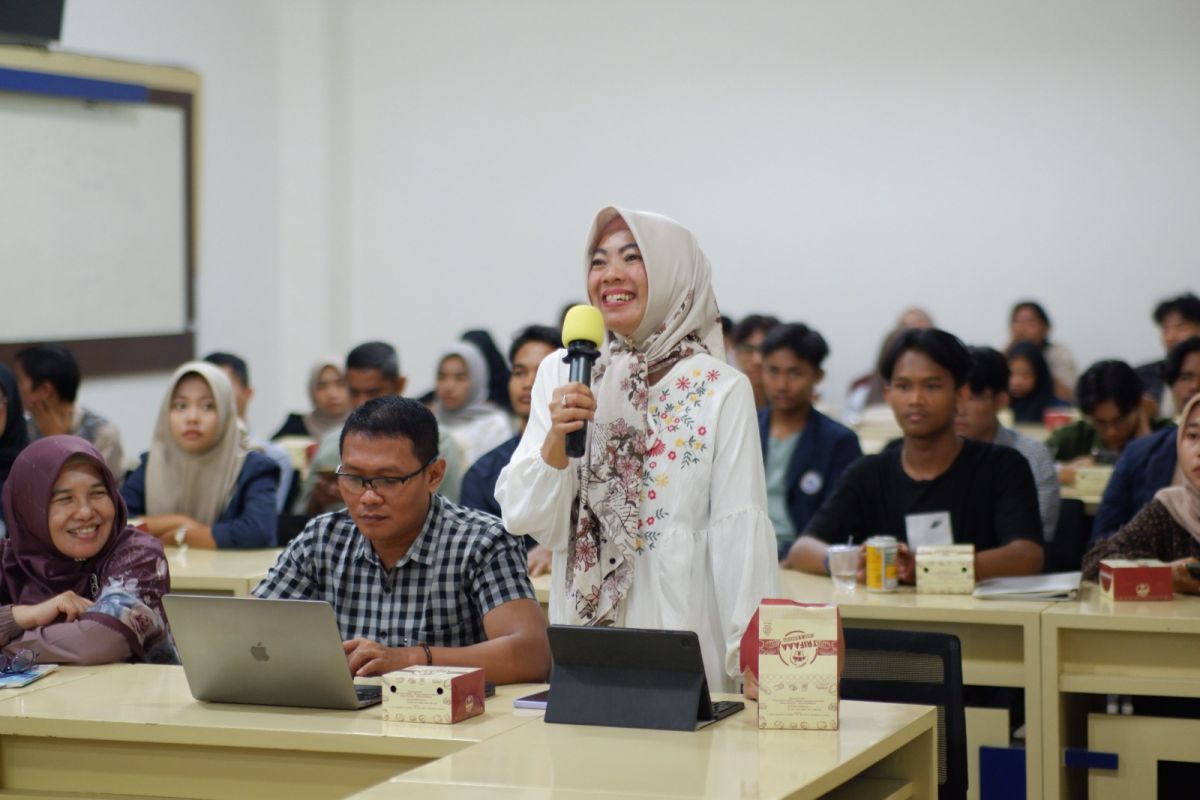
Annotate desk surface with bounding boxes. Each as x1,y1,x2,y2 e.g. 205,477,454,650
354,699,937,800
1043,581,1200,631
167,546,282,596
0,664,537,759
780,570,1053,624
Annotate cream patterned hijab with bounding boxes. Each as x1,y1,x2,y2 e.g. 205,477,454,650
145,362,249,525
565,207,724,625
1154,393,1200,543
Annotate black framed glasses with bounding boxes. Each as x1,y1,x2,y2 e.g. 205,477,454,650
0,649,34,674
335,457,436,497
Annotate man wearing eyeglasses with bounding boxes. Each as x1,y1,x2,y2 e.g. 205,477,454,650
254,396,550,684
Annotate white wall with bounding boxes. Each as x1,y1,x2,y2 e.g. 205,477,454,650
52,1,1200,459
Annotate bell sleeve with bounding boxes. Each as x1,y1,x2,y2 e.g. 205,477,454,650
495,353,579,553
706,375,780,682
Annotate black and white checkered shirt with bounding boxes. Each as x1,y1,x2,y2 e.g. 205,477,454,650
253,494,535,648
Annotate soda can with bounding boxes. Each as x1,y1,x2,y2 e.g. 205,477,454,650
865,536,899,592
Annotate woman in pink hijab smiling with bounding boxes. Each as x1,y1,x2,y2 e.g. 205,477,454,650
0,436,174,664
497,207,778,693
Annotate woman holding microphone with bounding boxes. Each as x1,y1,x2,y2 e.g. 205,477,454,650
496,207,777,693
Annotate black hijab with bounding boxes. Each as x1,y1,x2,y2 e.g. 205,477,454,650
0,365,30,504
1007,341,1060,423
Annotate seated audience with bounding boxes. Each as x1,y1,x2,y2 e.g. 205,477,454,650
1092,337,1200,542
843,307,933,425
1008,300,1077,401
204,352,294,513
462,330,513,412
254,397,550,683
297,341,462,515
1,436,174,663
1136,293,1200,418
433,341,513,469
784,329,1044,582
0,365,30,535
757,323,862,559
122,362,280,549
272,357,350,441
731,313,781,410
956,347,1060,541
719,314,735,363
1046,359,1171,485
1006,341,1068,423
460,325,559,575
1082,394,1200,594
14,344,124,480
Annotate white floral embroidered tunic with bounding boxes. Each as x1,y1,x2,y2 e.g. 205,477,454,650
496,349,779,692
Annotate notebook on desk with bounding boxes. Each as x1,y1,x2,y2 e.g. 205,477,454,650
163,595,382,710
972,571,1082,601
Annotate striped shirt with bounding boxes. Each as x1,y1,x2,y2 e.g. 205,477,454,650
253,493,535,648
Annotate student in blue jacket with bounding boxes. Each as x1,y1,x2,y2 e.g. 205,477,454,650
1091,336,1200,544
756,323,862,559
122,362,280,549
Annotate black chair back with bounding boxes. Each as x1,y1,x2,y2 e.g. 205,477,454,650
840,628,967,800
1046,497,1088,573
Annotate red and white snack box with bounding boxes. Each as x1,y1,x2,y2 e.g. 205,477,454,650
1098,559,1173,601
381,666,486,724
740,599,840,731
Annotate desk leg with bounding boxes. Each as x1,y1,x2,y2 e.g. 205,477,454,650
864,723,938,800
1022,616,1042,800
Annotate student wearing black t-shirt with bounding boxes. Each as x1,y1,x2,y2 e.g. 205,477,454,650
783,329,1044,583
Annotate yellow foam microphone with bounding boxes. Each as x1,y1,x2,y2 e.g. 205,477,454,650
561,305,606,457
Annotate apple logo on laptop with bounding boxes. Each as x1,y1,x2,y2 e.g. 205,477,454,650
250,642,269,662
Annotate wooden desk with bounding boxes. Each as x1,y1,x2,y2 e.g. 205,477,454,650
532,572,551,613
1041,583,1200,799
781,571,1050,800
167,546,283,596
0,664,541,799
1060,485,1102,515
352,699,937,800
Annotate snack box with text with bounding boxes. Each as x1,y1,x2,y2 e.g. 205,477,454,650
916,544,975,594
381,665,486,724
740,599,839,731
1098,559,1173,601
1075,466,1114,497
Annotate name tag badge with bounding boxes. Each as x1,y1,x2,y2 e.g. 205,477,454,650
799,470,823,496
905,511,953,549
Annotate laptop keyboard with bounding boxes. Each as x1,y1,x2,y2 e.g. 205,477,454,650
356,685,382,704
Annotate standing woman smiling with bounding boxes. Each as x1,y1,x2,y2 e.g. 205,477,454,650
496,207,778,693
122,362,280,549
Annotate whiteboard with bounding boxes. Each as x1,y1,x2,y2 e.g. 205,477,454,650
0,90,187,341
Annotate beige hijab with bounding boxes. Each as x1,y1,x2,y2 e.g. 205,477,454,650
565,207,724,626
302,357,349,441
1154,393,1200,542
146,362,249,525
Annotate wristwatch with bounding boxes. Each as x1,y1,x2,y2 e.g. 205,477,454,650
174,527,188,547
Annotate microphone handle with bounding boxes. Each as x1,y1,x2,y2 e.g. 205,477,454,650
565,353,594,458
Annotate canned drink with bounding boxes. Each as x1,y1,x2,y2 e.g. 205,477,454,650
865,536,899,592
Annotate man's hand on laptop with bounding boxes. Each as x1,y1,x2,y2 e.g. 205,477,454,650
343,637,422,677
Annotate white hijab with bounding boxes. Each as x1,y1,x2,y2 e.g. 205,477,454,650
565,206,724,626
145,362,249,525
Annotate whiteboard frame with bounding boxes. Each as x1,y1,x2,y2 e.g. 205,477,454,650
0,46,200,375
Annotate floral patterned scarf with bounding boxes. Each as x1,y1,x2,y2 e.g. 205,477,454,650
565,207,724,625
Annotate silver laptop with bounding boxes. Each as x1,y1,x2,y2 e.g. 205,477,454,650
163,595,381,710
